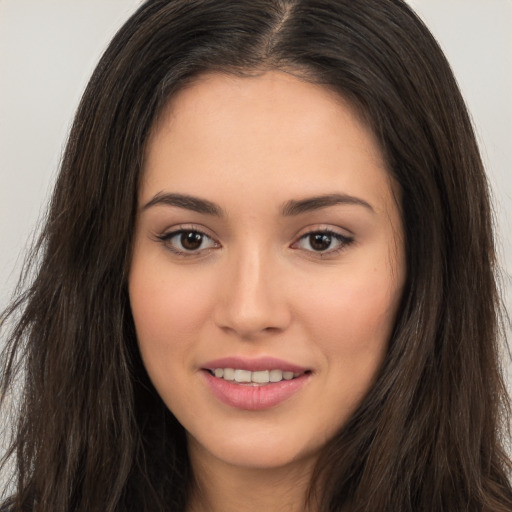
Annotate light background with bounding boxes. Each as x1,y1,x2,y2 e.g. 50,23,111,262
0,1,511,383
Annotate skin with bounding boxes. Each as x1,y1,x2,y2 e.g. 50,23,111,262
129,70,406,512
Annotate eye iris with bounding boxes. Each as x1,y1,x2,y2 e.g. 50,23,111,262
310,233,332,251
181,231,203,250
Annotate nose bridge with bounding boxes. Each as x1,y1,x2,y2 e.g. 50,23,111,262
215,242,289,336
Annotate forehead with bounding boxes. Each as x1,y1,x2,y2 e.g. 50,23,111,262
141,70,395,215
150,70,379,158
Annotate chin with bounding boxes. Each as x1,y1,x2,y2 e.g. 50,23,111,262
186,420,331,472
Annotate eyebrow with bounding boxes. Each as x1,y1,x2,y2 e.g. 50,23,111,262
142,192,374,217
281,194,375,216
142,192,224,216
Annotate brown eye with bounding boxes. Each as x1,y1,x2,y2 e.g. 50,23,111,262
293,230,354,255
158,229,219,255
181,231,204,251
309,233,333,251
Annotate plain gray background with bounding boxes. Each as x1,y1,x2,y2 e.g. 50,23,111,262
0,1,511,387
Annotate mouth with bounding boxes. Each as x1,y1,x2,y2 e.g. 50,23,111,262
206,368,310,385
201,358,312,410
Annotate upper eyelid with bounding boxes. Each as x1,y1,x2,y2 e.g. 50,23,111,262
158,224,218,239
292,224,354,240
293,229,353,246
299,227,350,236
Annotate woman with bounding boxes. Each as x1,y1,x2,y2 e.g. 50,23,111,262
1,0,511,511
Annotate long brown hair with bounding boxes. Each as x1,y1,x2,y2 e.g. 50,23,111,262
1,1,511,510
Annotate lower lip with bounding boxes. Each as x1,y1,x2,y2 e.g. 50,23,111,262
202,371,310,411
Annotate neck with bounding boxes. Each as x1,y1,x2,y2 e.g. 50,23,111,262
186,440,318,512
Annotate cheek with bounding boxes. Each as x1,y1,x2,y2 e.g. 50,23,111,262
129,249,217,337
301,270,401,422
129,265,218,417
302,262,402,368
128,260,215,390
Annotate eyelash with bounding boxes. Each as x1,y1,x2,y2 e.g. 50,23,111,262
291,229,354,256
156,227,354,257
156,227,220,257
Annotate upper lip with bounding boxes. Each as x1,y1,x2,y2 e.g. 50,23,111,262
201,356,309,373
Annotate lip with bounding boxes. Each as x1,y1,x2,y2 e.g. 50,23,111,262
200,357,311,411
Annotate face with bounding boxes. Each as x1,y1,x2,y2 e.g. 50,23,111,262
129,71,405,472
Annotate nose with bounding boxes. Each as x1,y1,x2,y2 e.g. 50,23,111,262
213,246,292,339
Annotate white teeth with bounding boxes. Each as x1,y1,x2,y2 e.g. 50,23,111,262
269,369,283,382
210,368,303,384
252,370,270,383
234,369,252,383
223,368,235,381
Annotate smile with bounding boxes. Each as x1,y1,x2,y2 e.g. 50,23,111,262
208,368,304,385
